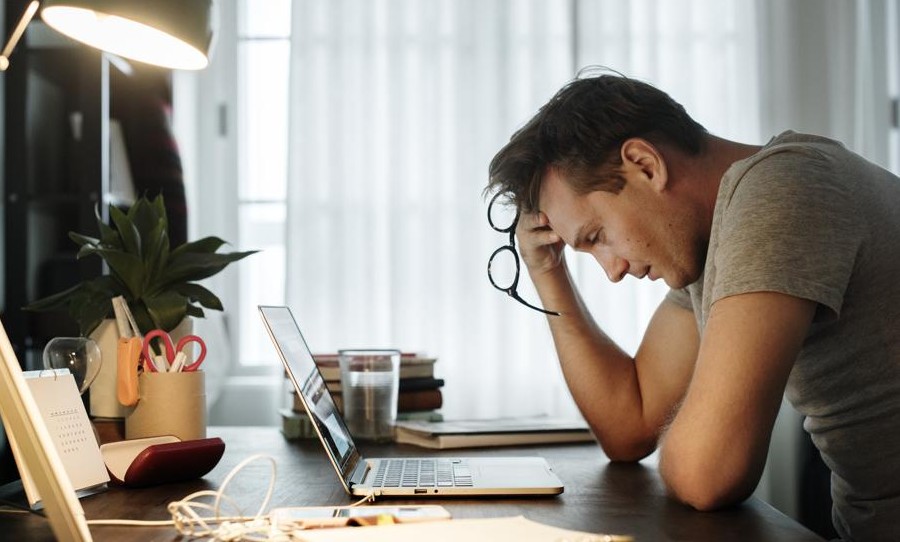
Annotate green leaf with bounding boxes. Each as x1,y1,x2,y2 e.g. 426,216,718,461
170,236,227,259
175,283,223,310
143,290,188,332
68,232,100,248
23,283,85,312
109,205,141,257
142,219,170,286
130,301,157,335
130,195,167,242
92,248,145,297
75,294,115,336
66,276,126,335
159,250,258,287
96,205,120,246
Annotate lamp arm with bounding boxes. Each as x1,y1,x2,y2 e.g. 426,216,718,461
0,0,40,71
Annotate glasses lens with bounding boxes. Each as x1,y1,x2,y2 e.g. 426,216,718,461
488,247,518,290
488,193,517,231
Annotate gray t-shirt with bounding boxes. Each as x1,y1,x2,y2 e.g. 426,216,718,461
667,131,900,541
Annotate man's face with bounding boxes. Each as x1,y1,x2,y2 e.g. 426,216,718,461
538,166,704,289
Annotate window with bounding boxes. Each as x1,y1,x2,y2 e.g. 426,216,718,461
236,0,291,366
179,0,763,420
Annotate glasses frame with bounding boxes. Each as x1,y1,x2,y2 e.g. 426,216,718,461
487,192,560,316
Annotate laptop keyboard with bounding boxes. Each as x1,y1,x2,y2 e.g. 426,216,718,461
372,459,473,488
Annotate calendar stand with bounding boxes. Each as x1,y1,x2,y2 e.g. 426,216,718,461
2,369,108,508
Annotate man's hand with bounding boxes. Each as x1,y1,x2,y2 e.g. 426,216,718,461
516,211,566,276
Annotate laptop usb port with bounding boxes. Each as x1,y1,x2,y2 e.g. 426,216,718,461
414,489,427,494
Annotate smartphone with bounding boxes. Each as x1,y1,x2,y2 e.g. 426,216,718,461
270,505,451,531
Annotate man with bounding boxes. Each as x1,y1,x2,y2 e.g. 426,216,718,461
486,72,900,541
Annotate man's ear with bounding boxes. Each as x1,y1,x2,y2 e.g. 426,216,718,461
620,138,668,192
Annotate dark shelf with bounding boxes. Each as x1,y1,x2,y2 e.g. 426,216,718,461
3,0,109,359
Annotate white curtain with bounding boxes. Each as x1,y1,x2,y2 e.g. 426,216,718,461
282,0,761,420
756,0,896,168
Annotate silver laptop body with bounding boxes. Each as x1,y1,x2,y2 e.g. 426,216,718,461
259,306,564,497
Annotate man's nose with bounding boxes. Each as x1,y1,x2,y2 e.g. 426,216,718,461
593,249,628,283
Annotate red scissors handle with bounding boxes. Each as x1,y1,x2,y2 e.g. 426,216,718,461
177,335,207,372
141,329,175,372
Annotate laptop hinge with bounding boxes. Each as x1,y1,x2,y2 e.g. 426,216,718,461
348,459,370,488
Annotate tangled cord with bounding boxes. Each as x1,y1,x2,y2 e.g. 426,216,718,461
167,453,276,540
87,453,378,541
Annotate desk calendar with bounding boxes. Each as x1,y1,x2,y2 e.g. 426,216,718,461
6,369,108,508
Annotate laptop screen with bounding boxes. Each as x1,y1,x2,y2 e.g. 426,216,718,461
259,306,356,470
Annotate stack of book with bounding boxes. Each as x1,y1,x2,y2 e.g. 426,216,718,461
394,416,594,449
281,352,444,440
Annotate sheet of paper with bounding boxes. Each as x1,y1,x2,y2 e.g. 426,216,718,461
290,515,632,542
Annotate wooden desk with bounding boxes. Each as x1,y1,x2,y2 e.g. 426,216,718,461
0,426,823,541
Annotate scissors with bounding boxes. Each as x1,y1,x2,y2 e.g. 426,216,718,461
141,329,207,372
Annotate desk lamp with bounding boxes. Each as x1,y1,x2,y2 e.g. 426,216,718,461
0,0,213,71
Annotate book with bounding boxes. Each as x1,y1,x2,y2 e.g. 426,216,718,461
396,389,442,411
393,416,594,449
299,389,443,414
399,377,444,392
282,408,445,439
324,377,444,394
396,410,444,422
280,408,318,440
312,354,437,381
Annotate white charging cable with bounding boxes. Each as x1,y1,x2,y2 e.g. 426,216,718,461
88,454,276,540
87,454,379,541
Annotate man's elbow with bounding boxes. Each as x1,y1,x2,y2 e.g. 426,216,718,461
597,434,657,463
659,452,756,511
665,476,751,512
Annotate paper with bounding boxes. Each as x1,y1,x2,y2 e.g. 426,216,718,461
290,516,632,542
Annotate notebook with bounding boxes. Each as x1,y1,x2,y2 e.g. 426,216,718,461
259,305,564,497
0,320,92,541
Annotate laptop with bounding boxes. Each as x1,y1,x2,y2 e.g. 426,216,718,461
259,305,564,497
0,321,92,541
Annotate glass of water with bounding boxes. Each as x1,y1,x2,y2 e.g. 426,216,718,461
338,349,400,442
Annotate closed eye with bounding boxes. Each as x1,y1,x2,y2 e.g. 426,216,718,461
589,229,606,246
573,224,605,251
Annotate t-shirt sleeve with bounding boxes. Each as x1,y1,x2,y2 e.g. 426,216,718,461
712,149,865,321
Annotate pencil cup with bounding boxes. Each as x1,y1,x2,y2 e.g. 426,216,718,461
125,371,206,441
339,349,400,442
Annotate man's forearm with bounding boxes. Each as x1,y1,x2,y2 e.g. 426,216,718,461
529,261,663,461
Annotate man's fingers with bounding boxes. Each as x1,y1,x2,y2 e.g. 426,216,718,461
519,210,554,232
532,229,561,246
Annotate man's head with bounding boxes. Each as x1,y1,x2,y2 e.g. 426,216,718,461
487,71,707,213
487,71,711,288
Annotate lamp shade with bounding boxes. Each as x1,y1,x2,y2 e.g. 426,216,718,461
40,0,213,70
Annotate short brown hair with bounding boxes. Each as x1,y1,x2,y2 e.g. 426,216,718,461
487,70,707,212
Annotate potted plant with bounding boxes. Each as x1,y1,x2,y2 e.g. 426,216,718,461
25,195,256,336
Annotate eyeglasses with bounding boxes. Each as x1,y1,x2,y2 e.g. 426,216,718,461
487,192,560,316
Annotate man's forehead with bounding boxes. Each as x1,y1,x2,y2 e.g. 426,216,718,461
538,167,577,209
540,179,593,246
